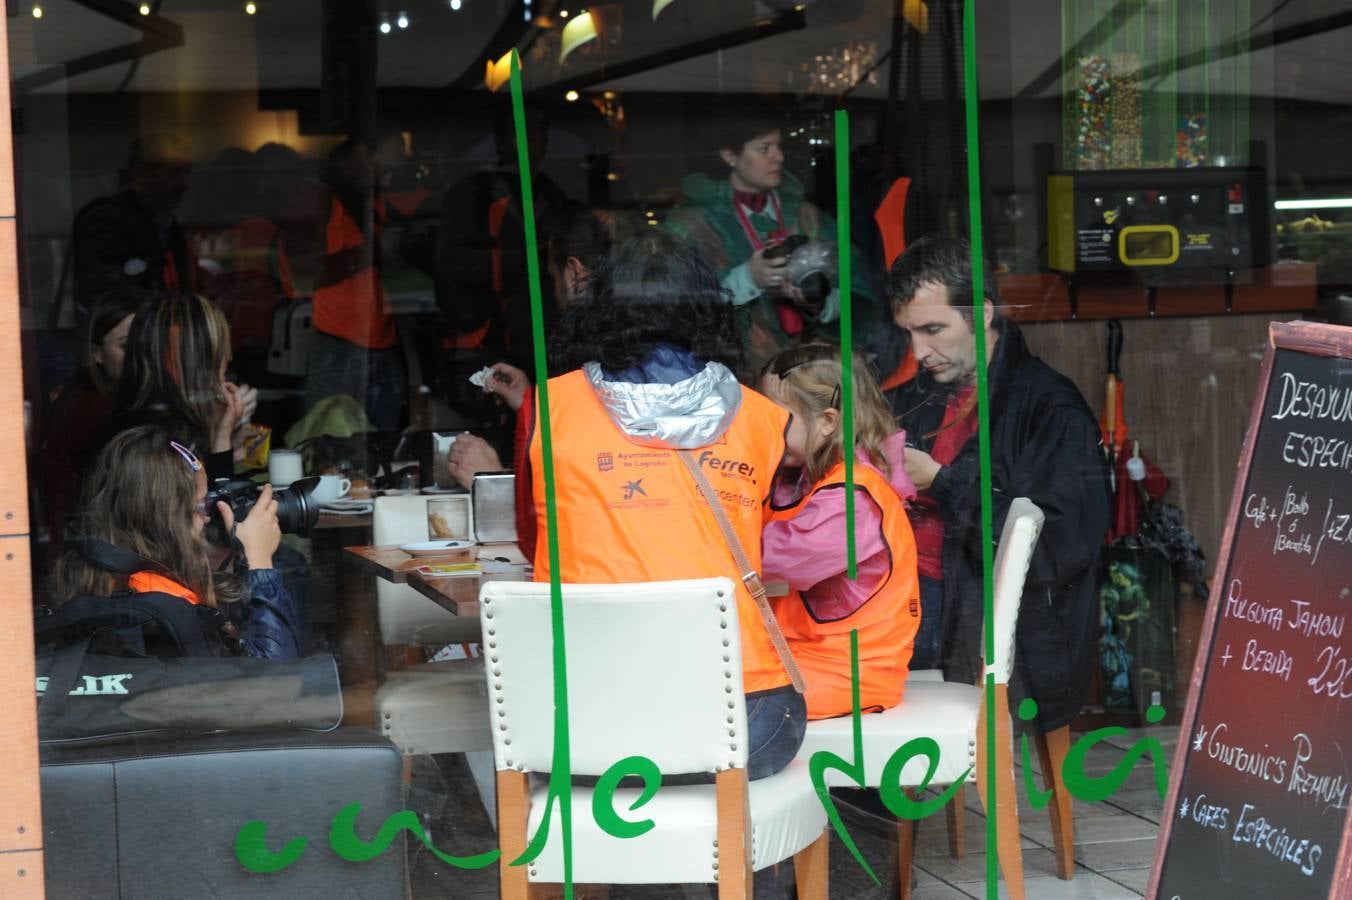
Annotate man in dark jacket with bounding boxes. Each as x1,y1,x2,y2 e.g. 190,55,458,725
73,134,195,320
887,235,1110,734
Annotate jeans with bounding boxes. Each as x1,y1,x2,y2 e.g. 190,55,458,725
745,685,808,781
909,575,944,671
305,330,405,433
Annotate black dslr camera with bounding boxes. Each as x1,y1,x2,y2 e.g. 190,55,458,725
204,476,321,547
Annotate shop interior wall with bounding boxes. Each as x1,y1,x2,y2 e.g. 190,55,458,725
1021,312,1302,580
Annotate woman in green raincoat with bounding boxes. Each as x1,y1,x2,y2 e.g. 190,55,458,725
662,113,877,376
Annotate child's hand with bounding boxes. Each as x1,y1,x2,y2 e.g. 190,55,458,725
217,484,281,570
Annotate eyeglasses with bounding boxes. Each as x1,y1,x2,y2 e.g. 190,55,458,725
193,498,211,519
170,440,202,472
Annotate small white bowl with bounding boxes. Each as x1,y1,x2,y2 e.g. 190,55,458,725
399,539,475,558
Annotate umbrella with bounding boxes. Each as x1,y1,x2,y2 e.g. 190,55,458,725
1099,320,1168,543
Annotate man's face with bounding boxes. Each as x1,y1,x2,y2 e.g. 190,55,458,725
129,141,192,215
893,281,980,386
722,131,784,194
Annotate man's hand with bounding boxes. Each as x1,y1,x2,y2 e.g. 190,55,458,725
747,246,789,292
218,484,281,570
903,447,942,493
447,434,505,490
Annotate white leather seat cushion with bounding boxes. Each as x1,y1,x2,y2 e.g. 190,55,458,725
799,681,980,788
374,659,493,754
525,759,827,884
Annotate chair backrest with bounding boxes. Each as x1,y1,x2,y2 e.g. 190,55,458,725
986,497,1045,684
373,494,476,645
479,578,747,777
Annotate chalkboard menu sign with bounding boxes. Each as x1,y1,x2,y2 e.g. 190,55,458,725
1149,322,1352,899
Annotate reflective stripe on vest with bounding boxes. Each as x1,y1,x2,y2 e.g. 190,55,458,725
312,196,396,350
766,461,920,718
529,369,793,695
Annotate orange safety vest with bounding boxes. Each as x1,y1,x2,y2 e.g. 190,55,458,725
529,369,793,695
312,196,396,350
766,460,920,719
128,570,202,606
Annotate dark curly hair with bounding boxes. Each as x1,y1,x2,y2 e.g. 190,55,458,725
549,231,744,373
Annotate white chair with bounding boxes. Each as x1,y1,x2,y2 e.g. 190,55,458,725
797,497,1045,900
369,493,495,820
480,578,829,899
372,493,478,647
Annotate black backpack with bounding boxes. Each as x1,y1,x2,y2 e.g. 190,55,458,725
33,590,239,659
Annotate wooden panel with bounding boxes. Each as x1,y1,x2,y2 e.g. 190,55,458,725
0,24,15,220
999,269,1317,323
0,849,44,899
1020,313,1299,579
0,220,27,535
0,537,42,856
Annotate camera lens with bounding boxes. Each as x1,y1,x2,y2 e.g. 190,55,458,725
274,477,321,535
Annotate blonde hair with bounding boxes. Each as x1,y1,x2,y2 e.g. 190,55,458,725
764,343,895,484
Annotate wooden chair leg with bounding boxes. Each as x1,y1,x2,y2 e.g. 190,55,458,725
976,684,1025,900
944,790,966,858
1034,726,1076,880
715,769,753,900
894,787,918,900
793,830,829,900
497,770,532,900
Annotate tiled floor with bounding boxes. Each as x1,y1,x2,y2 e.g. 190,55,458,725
410,724,1178,898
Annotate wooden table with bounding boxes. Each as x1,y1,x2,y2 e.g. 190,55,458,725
343,542,531,618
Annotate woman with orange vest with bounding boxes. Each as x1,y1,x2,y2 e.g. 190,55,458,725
758,343,921,719
306,137,404,432
48,424,302,660
521,231,806,780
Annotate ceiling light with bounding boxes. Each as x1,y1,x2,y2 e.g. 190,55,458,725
560,8,569,17
397,11,409,28
565,90,579,102
485,51,514,92
450,0,461,8
559,10,597,63
1274,198,1352,210
138,3,150,14
31,4,42,18
379,18,392,33
652,0,678,18
245,1,257,13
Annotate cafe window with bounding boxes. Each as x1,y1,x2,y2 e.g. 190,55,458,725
4,1,1350,897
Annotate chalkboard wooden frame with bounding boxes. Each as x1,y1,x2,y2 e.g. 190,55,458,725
1147,320,1352,899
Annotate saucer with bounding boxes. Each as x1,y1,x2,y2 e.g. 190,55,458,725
399,539,475,558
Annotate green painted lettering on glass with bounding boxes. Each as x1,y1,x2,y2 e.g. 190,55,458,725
329,802,500,870
234,820,307,874
593,755,664,839
1017,698,1054,811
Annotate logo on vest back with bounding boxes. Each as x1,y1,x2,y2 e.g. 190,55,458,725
35,673,135,697
596,451,613,472
623,479,647,500
696,449,756,482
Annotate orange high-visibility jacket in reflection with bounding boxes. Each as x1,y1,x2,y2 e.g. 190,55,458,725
528,369,793,695
767,460,920,719
128,570,202,606
312,196,396,350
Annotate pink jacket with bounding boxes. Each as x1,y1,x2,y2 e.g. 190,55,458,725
762,432,916,621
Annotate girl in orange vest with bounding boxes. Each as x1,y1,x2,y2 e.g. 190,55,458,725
47,424,301,659
759,343,922,719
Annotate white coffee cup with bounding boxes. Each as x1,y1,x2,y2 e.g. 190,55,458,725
311,474,352,504
268,450,304,487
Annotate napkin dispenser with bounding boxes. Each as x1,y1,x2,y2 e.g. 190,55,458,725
472,472,517,543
